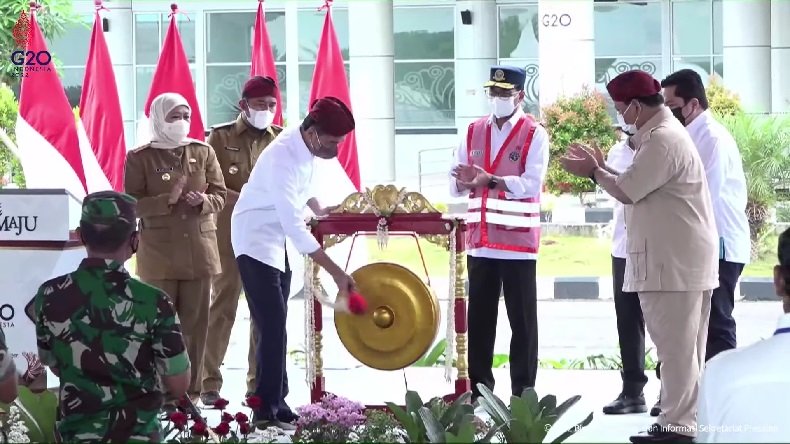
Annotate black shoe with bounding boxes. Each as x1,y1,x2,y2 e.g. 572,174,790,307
253,411,297,432
200,390,221,406
629,423,694,443
277,410,299,425
650,398,661,417
603,393,647,414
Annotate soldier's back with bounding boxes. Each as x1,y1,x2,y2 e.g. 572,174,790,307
34,258,188,442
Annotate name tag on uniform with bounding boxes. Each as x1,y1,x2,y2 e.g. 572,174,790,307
225,146,240,152
470,150,483,157
155,167,174,173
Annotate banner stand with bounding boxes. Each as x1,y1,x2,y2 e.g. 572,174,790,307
0,189,85,392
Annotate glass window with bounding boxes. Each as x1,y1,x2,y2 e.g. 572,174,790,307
713,0,723,54
672,1,713,56
298,63,350,119
134,14,161,65
593,2,662,57
206,11,286,64
393,6,455,60
298,9,349,62
206,64,287,126
394,62,455,128
713,55,723,78
672,57,714,85
498,5,539,59
47,17,92,67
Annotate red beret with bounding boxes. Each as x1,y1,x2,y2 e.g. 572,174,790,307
308,97,355,137
606,70,661,103
242,76,276,99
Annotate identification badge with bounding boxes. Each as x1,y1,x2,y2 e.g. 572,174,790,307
225,146,240,152
155,167,174,173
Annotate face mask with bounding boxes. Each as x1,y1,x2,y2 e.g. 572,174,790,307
671,106,687,126
130,233,139,255
310,130,338,159
247,108,274,130
162,120,189,143
616,103,638,135
490,97,518,118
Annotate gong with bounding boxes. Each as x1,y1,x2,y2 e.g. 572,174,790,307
335,262,440,371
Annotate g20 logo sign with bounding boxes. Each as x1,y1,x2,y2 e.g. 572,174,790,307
10,50,52,67
541,13,572,28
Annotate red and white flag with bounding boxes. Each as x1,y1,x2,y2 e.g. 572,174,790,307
77,3,125,192
140,5,204,143
15,6,87,199
309,1,361,194
250,0,283,126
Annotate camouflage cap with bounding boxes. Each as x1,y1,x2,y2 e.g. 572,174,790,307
81,191,138,229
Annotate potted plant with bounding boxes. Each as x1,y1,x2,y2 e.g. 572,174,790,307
541,86,617,218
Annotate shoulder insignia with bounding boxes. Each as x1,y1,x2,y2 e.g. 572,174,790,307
130,143,152,153
209,121,235,131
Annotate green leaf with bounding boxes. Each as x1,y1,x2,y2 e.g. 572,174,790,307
550,411,594,443
386,402,421,442
418,407,446,443
445,421,477,443
438,392,471,426
476,384,511,425
8,386,58,442
554,395,581,419
479,421,505,443
510,396,535,431
492,354,510,368
405,390,425,414
413,339,447,367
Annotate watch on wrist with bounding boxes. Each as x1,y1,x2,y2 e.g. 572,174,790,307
487,177,499,189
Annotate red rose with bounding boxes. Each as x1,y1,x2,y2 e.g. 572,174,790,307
239,422,252,435
348,292,368,315
245,395,262,409
235,412,249,423
168,411,188,430
214,421,231,436
191,421,208,437
214,398,230,410
221,412,234,423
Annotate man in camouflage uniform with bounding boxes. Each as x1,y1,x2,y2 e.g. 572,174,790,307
0,326,18,403
33,191,191,443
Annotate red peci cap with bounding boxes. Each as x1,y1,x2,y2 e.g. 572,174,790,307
308,97,355,137
606,70,661,103
242,76,277,99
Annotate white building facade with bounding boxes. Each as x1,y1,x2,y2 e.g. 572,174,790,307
52,0,788,201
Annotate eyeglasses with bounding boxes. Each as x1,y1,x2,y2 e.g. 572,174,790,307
485,89,518,99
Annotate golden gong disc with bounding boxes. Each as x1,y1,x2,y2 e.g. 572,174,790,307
335,262,440,371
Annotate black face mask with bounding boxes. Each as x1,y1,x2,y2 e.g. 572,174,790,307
130,232,139,255
671,107,687,126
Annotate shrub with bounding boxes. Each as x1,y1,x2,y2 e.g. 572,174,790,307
0,82,23,187
541,86,617,197
707,75,743,117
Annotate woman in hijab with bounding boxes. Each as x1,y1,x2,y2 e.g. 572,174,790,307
124,92,227,412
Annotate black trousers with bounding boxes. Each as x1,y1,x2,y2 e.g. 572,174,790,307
236,253,293,420
611,256,648,395
468,256,538,398
706,259,745,361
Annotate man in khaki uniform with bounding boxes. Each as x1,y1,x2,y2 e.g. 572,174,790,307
201,76,284,406
124,92,227,408
561,70,718,444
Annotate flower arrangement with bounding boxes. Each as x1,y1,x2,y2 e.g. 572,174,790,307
0,405,30,443
162,395,279,443
293,394,367,443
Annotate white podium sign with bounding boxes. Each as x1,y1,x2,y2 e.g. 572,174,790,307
0,189,86,389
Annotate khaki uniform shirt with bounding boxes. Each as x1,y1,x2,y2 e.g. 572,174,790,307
207,115,283,198
615,107,719,293
124,140,227,281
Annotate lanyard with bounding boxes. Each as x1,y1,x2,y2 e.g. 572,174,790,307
774,327,790,335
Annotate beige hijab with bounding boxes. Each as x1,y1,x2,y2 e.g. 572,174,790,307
148,92,191,149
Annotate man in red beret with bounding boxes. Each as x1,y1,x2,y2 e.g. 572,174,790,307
560,70,719,444
230,96,357,430
200,75,283,407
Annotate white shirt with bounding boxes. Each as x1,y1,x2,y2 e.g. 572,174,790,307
448,108,550,260
686,110,751,264
697,313,790,443
231,126,321,273
606,139,635,259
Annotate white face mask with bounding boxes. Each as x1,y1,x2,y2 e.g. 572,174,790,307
247,109,274,130
162,119,189,143
489,96,518,118
616,103,638,135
